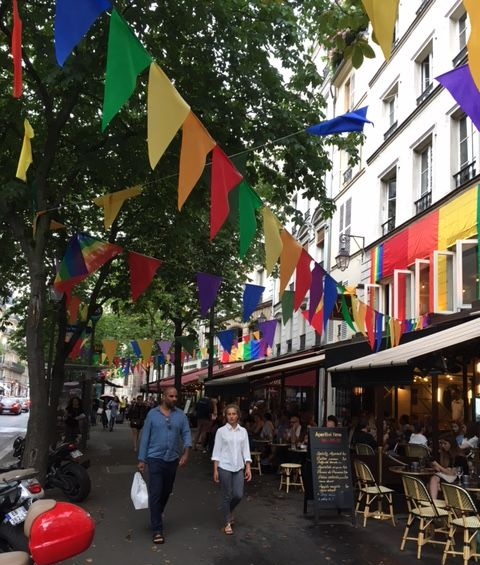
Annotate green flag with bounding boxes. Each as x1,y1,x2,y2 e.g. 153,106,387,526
176,335,197,356
102,9,153,131
340,295,356,332
281,289,294,325
239,181,263,258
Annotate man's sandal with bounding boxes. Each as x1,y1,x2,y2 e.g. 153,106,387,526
223,523,233,535
153,532,165,544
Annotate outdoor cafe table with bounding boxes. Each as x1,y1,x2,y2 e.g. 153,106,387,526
389,465,436,478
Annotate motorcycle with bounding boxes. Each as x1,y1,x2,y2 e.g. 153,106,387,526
8,437,91,503
0,497,95,564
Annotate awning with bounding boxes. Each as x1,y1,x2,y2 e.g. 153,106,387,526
329,316,480,383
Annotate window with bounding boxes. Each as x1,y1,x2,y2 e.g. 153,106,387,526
344,74,355,112
456,240,478,308
383,85,398,140
381,172,396,235
276,343,281,356
393,270,415,319
459,12,467,51
420,144,432,195
286,339,292,353
432,250,456,314
415,42,433,104
339,197,352,254
316,228,325,264
453,115,476,187
420,54,431,94
299,334,306,350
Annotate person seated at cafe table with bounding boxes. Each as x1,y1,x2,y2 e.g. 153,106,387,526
450,420,465,447
351,419,377,451
408,422,429,447
326,415,338,428
284,415,303,445
460,422,480,451
428,434,469,500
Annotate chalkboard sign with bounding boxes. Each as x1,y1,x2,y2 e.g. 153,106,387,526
308,427,354,519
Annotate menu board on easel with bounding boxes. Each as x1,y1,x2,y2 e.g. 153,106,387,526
308,427,354,519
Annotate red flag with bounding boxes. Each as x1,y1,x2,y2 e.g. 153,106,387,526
67,295,81,324
294,249,312,311
12,0,22,98
68,337,83,360
365,305,375,350
302,308,323,335
128,252,161,302
210,146,243,239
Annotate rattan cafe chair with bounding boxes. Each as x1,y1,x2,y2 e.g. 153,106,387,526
354,443,376,456
353,459,395,527
405,443,430,459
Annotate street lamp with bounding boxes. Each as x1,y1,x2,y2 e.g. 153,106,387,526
335,234,365,272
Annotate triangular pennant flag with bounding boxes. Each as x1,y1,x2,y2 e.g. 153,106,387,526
178,112,216,210
374,312,383,352
176,335,196,356
302,308,323,335
16,119,34,181
55,0,111,66
50,220,65,231
157,340,171,357
238,181,263,258
281,290,294,325
340,295,356,332
128,251,161,302
258,319,277,349
197,272,222,318
12,0,22,98
93,185,142,230
210,146,243,239
351,296,367,336
464,0,480,90
137,339,154,363
361,0,399,60
242,284,265,322
365,305,376,350
147,62,190,169
252,331,260,340
67,295,82,324
217,329,235,354
306,107,373,136
68,336,83,359
294,249,312,311
279,230,302,297
101,9,153,131
262,207,283,275
102,339,118,363
322,275,338,330
130,340,141,357
309,262,325,321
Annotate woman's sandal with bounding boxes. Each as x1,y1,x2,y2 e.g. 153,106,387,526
153,532,165,544
223,523,233,535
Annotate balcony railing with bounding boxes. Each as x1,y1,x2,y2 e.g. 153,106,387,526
416,82,434,106
384,121,398,141
0,361,25,374
453,161,476,188
415,190,432,214
453,45,467,68
343,167,353,184
381,217,395,236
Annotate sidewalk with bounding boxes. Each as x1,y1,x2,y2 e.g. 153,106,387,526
61,423,442,565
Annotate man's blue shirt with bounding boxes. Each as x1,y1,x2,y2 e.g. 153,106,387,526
138,406,192,462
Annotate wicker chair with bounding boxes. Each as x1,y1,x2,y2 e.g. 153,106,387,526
354,443,376,456
400,474,449,559
353,459,395,527
441,482,480,565
405,444,430,459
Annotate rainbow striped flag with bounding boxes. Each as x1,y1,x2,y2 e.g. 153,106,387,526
54,233,123,293
371,243,383,282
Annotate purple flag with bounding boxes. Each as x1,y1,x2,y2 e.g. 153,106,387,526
258,319,278,349
157,340,171,356
323,275,338,330
436,65,480,131
309,262,325,321
242,284,265,322
217,329,235,354
197,272,223,318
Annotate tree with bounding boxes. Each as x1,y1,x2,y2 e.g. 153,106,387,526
0,0,361,476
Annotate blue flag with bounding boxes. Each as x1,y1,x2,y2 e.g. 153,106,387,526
130,340,141,357
55,0,112,66
306,106,372,136
323,275,338,330
217,329,235,354
242,284,265,322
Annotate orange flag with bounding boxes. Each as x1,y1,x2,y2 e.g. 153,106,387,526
102,339,118,363
279,230,302,297
137,339,154,364
178,112,216,210
67,295,82,324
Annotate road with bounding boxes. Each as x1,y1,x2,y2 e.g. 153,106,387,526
0,411,28,465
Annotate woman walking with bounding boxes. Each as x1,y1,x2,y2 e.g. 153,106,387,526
128,395,149,451
212,404,251,535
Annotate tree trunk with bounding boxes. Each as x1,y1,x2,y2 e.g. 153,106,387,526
173,319,183,397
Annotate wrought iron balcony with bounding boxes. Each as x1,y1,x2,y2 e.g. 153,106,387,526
343,167,353,184
453,46,467,68
381,217,395,236
384,121,398,141
453,161,476,188
415,190,432,214
416,82,434,106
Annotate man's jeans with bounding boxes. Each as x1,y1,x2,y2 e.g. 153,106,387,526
147,458,179,533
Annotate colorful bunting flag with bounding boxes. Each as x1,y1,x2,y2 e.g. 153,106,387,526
279,230,302,297
102,339,118,363
242,284,265,322
464,0,480,90
157,340,171,357
306,107,373,136
281,290,294,325
101,9,153,131
176,335,196,356
340,295,356,333
217,329,235,354
294,249,312,311
351,296,367,336
12,0,22,98
147,62,190,169
365,305,375,350
196,272,222,317
55,0,111,66
128,251,161,302
258,319,277,349
67,295,82,324
309,262,325,322
210,146,243,239
361,0,399,60
239,181,263,258
93,185,142,230
137,338,154,363
322,275,338,330
262,207,283,275
16,119,34,181
374,312,383,352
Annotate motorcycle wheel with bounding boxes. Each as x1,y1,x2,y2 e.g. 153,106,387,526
0,523,28,552
59,462,91,502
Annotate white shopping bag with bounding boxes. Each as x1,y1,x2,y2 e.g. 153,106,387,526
131,472,149,510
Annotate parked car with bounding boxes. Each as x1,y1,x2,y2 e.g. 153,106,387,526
0,398,22,415
20,398,30,412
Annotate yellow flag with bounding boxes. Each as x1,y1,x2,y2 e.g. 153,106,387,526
16,119,34,181
102,339,118,363
178,112,216,210
464,0,480,89
137,338,154,364
362,0,399,60
262,207,283,275
93,185,142,230
148,62,190,170
279,230,302,297
351,296,367,336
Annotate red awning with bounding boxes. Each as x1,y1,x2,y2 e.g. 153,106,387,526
284,370,317,388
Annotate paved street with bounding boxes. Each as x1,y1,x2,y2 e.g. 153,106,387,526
52,423,445,565
0,412,27,466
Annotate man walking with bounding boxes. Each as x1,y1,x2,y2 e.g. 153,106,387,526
138,386,192,545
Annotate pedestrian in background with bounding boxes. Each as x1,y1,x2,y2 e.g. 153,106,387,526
193,395,213,451
138,386,192,545
129,395,149,452
107,396,120,432
212,404,252,535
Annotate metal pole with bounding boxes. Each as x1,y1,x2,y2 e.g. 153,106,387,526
207,306,215,381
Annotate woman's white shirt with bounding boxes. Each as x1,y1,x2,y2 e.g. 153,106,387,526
409,433,428,446
212,423,252,472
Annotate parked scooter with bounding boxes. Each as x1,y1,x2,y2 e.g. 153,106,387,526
0,498,95,564
7,437,91,503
